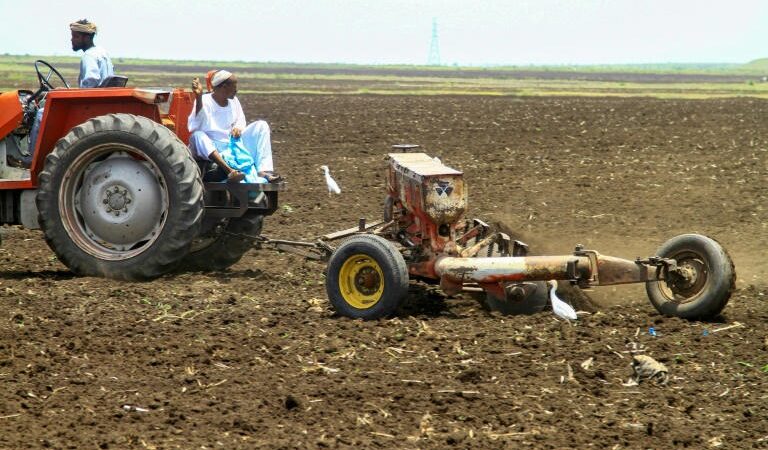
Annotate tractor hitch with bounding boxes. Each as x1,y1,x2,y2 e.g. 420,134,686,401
223,217,396,262
222,230,334,261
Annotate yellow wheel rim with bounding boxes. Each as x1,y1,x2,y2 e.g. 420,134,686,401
338,254,384,309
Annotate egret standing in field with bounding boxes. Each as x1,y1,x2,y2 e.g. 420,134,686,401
321,165,341,195
547,280,578,320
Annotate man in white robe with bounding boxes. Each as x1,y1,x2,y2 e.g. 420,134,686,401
187,70,278,183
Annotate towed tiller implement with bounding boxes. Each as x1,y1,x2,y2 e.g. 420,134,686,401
252,148,735,321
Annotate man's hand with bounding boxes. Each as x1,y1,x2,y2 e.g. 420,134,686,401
192,77,204,115
231,127,242,138
192,77,203,97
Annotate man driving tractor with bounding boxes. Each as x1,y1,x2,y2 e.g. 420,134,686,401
20,19,115,168
70,19,115,88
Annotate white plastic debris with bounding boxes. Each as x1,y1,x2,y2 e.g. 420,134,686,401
122,405,149,413
628,354,669,385
548,280,577,320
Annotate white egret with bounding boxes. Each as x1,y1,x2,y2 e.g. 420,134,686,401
320,165,341,195
547,280,577,320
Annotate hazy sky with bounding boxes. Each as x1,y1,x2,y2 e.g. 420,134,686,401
2,0,766,65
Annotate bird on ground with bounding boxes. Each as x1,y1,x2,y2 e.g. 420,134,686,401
320,165,341,195
547,280,578,320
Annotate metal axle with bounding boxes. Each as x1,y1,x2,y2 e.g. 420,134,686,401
434,251,664,287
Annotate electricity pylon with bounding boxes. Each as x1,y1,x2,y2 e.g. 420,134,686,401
427,18,440,66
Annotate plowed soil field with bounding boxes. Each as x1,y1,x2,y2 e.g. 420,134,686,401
1,94,767,449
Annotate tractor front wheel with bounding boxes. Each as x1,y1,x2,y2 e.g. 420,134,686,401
36,113,204,280
325,235,409,320
646,234,735,320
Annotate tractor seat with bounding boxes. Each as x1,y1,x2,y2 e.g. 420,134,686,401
98,75,128,88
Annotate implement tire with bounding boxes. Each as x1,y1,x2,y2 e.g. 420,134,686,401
326,234,408,320
36,113,204,280
646,234,735,320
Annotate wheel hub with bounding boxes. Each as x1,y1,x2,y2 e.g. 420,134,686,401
670,264,697,289
103,185,132,215
339,254,385,309
73,152,166,251
665,257,708,302
355,267,381,295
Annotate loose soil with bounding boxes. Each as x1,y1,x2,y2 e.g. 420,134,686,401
1,95,767,449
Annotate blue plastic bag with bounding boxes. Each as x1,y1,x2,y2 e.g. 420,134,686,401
217,136,265,183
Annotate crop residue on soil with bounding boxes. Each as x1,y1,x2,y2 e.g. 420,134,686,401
1,94,767,449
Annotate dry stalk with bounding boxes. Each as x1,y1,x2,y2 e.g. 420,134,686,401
712,322,743,333
371,432,395,438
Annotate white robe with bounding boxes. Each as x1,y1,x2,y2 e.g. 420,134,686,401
187,94,273,176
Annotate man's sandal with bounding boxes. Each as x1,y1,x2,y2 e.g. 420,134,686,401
266,173,284,183
259,171,283,183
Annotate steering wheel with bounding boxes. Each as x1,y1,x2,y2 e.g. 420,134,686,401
29,59,70,103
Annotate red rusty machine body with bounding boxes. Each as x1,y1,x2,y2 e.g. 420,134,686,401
323,150,735,321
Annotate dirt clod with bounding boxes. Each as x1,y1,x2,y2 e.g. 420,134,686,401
0,94,766,448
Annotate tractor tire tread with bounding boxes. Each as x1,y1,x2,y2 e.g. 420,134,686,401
36,113,203,280
179,212,265,272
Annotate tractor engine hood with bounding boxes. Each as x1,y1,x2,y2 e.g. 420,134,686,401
0,90,24,139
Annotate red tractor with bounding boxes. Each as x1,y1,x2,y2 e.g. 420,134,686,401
0,60,283,279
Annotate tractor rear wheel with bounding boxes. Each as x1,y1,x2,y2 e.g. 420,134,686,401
326,234,409,320
36,113,204,280
179,212,264,272
646,234,735,320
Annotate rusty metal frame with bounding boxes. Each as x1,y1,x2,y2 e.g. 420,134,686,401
203,182,284,218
